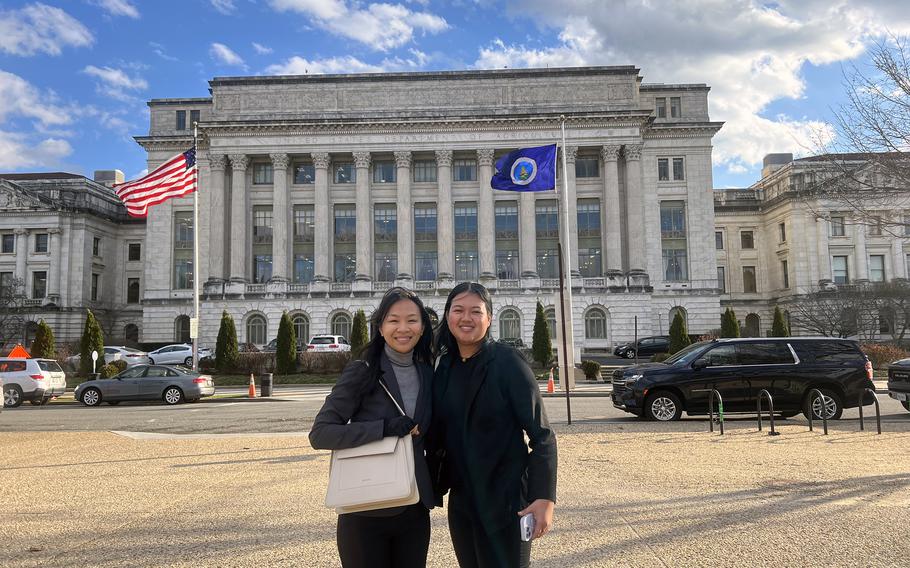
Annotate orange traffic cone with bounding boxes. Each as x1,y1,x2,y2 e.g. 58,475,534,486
547,368,555,394
248,374,256,398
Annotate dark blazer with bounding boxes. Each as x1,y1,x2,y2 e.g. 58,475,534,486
431,339,557,534
309,352,435,514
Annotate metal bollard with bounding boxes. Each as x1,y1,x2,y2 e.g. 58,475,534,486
807,388,828,435
757,389,780,436
708,389,724,435
858,388,881,435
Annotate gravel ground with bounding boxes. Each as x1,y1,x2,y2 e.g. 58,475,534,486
1,421,908,567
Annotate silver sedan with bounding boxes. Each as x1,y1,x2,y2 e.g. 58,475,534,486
74,365,215,406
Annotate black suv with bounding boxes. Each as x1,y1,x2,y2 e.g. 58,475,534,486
886,358,910,413
613,336,670,359
612,338,874,421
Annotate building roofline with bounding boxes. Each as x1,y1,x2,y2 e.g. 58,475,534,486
147,97,213,106
640,83,710,92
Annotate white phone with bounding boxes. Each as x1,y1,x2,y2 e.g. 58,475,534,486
520,513,535,542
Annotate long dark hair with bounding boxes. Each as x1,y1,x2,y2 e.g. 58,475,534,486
360,287,434,371
434,281,493,358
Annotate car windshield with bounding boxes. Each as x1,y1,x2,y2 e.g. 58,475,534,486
36,360,63,372
310,337,334,344
663,341,711,365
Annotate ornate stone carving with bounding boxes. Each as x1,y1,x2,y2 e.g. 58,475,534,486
14,227,28,235
270,153,290,170
47,228,61,235
311,152,330,169
208,154,227,170
601,145,621,162
476,148,495,166
394,151,412,169
564,145,578,164
623,144,642,161
228,154,249,171
435,149,453,167
353,151,371,169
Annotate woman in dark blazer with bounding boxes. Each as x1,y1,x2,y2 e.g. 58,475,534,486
431,282,558,568
310,287,436,568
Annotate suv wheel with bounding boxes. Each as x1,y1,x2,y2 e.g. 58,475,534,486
803,389,843,421
148,358,155,365
645,391,683,421
184,357,193,367
901,400,909,412
624,350,636,359
3,385,23,408
81,388,102,407
163,387,184,405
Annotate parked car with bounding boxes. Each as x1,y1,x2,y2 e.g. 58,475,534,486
74,364,215,406
305,335,352,352
611,337,875,421
613,336,670,359
66,346,150,371
497,337,525,348
1,358,67,407
887,358,910,413
262,338,306,352
147,344,213,366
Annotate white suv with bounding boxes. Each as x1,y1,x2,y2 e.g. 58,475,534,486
1,358,67,407
305,335,352,352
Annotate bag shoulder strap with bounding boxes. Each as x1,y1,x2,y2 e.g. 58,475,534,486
378,378,406,417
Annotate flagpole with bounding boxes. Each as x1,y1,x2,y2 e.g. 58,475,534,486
192,122,200,371
558,115,573,425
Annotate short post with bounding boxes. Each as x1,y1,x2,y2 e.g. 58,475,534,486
858,388,881,435
808,388,828,435
757,389,780,436
708,389,724,435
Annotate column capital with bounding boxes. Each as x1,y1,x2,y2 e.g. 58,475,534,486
477,148,495,167
208,153,227,170
14,228,28,236
228,154,249,171
564,145,578,164
311,152,330,169
394,150,412,168
435,149,453,167
270,153,290,170
601,145,621,162
47,228,62,235
623,144,642,161
353,151,371,169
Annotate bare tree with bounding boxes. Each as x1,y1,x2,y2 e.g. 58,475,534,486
790,282,910,341
0,276,27,350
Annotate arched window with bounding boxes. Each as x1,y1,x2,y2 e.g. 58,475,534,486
585,307,608,339
669,306,687,328
499,308,521,339
744,313,760,337
292,313,310,344
545,307,557,340
246,314,268,345
175,315,191,343
124,323,139,345
879,308,895,335
332,312,352,339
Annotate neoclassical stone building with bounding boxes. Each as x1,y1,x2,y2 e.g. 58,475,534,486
134,66,724,349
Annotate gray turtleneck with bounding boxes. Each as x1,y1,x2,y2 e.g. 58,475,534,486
384,344,420,418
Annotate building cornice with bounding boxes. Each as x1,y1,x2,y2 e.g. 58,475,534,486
644,122,724,139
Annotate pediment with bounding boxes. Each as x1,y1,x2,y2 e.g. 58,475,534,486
0,180,56,212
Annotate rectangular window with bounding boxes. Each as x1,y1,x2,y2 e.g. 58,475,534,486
779,222,786,243
374,252,398,281
413,159,437,183
1,234,13,253
253,255,272,283
453,159,477,182
415,251,437,281
537,249,558,279
175,110,186,130
869,216,883,236
717,266,726,293
904,214,910,236
577,201,601,238
715,231,724,250
833,255,849,285
91,273,99,301
252,208,273,244
575,157,599,178
672,158,685,180
0,272,13,293
334,253,356,282
128,242,141,261
658,158,669,181
495,203,519,239
253,163,273,185
740,231,754,249
870,255,885,282
374,206,397,242
293,206,315,243
173,211,193,289
294,163,315,184
294,253,314,284
743,266,757,293
782,260,789,289
535,202,559,238
578,247,602,277
831,216,845,237
455,251,478,280
127,277,140,304
372,161,396,183
334,207,356,241
189,109,200,126
655,97,667,118
454,204,478,241
34,233,48,253
414,206,437,241
93,236,101,257
495,249,519,280
670,97,681,118
32,271,47,299
334,162,355,184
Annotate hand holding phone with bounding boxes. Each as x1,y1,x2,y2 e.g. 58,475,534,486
520,513,535,542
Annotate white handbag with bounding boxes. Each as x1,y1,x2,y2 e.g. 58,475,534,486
324,380,420,514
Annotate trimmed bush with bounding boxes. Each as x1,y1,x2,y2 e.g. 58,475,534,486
276,311,297,375
79,310,105,376
110,359,128,374
531,302,552,368
861,343,910,368
721,308,741,338
235,352,277,375
771,306,789,337
580,360,601,380
350,310,368,355
669,311,691,354
215,311,239,372
100,363,120,379
298,352,351,374
31,319,56,359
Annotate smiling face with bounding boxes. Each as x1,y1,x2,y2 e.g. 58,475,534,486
446,291,492,353
379,298,425,354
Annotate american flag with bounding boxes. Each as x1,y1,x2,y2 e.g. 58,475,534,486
114,148,197,217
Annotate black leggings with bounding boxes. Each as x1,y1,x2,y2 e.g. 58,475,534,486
336,504,430,568
447,501,531,568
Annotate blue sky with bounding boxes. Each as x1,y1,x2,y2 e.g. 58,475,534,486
1,0,909,187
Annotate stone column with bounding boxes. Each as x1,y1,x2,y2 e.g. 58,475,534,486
394,151,413,280
519,191,537,277
892,238,906,280
47,228,61,300
624,144,646,273
14,228,27,283
312,152,331,282
854,218,869,281
563,145,580,277
353,151,372,281
228,153,249,282
207,154,227,282
816,218,832,283
436,150,454,280
270,153,290,282
477,148,496,279
601,145,623,274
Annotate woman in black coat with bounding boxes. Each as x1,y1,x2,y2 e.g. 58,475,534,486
310,287,436,568
431,282,558,568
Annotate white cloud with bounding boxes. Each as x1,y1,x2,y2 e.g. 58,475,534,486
0,2,93,56
150,41,178,62
472,1,910,176
269,0,448,51
252,42,273,55
264,50,433,75
210,0,237,15
90,0,140,19
0,70,72,126
0,131,72,169
210,42,246,67
82,65,148,101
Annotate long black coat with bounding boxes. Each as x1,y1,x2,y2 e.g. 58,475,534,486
309,353,435,513
431,340,557,534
